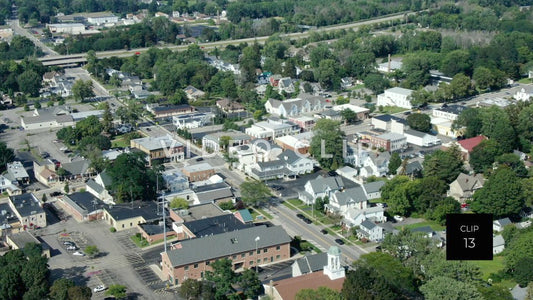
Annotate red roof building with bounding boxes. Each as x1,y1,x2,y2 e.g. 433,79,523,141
442,135,487,161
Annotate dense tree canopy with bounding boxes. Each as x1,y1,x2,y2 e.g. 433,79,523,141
423,146,464,183
407,113,431,132
240,180,271,207
310,119,345,170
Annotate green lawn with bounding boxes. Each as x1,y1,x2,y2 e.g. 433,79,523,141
518,78,532,84
378,106,408,114
398,220,445,231
471,256,516,289
300,240,322,253
111,137,129,148
130,235,149,248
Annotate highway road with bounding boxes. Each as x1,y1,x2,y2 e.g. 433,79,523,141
33,11,414,65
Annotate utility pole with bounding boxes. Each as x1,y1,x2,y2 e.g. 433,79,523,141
163,191,167,253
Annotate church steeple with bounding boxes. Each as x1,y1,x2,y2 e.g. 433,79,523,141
323,246,345,280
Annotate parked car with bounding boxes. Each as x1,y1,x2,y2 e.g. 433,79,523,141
296,213,305,219
93,285,107,293
72,251,85,256
394,215,404,222
320,229,328,234
196,157,204,162
63,241,75,246
271,185,284,191
303,218,312,224
66,246,77,251
50,191,62,197
335,239,345,245
40,151,49,158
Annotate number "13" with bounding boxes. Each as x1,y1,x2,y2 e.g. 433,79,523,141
463,238,475,248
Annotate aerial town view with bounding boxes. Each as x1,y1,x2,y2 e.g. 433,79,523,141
0,0,533,299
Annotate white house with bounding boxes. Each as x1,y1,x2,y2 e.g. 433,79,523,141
0,175,21,195
357,220,385,242
377,87,414,109
344,206,386,228
248,149,314,181
493,218,512,232
265,93,328,117
493,235,505,254
327,186,368,215
404,129,441,147
371,114,407,133
514,87,533,101
336,166,358,181
360,152,390,178
432,104,467,121
298,176,344,205
278,77,295,93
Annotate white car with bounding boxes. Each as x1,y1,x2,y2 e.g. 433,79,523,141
72,251,85,256
66,246,77,251
93,285,106,293
394,215,404,222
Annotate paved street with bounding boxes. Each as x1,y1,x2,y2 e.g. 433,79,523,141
7,19,58,56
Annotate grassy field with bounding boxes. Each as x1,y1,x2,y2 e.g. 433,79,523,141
111,136,129,148
398,220,445,231
378,106,408,114
471,256,516,289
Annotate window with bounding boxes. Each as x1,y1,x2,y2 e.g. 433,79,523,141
232,255,237,259
184,266,189,271
276,255,280,259
206,261,210,266
194,263,198,268
250,261,254,265
241,253,245,258
249,251,253,256
276,246,281,250
263,249,268,253
257,259,260,263
263,258,268,262
256,250,260,254
122,224,124,228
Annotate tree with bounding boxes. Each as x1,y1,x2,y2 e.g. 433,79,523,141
179,278,203,300
341,266,402,300
440,50,472,77
72,80,95,102
64,182,70,194
496,153,528,177
310,119,344,170
169,197,189,209
239,269,263,299
102,102,113,133
469,140,503,173
0,141,15,173
480,106,516,153
105,284,127,299
67,286,92,300
448,73,473,100
381,176,411,216
204,258,237,300
471,166,525,219
296,286,340,300
340,109,358,124
423,146,464,183
452,108,483,138
478,285,513,300
407,113,431,132
316,59,340,90
50,278,75,300
17,70,42,97
514,256,533,287
84,245,99,258
240,180,271,207
354,252,416,294
364,73,390,95
388,152,401,175
504,230,533,272
430,196,460,225
420,276,483,300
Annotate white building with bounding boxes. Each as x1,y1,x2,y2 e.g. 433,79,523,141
493,235,505,254
377,60,403,73
360,152,390,178
514,87,533,101
245,118,300,140
172,113,213,129
20,106,75,130
357,219,385,242
47,23,85,35
265,93,328,117
298,176,344,205
404,129,441,147
371,114,406,133
432,104,467,121
377,87,414,109
86,12,119,25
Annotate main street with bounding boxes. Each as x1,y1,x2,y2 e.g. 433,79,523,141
7,19,58,56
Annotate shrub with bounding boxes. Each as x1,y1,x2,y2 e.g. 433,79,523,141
110,227,116,233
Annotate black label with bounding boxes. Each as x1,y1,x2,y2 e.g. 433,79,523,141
446,214,493,260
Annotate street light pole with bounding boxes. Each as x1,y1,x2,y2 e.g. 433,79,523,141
255,236,260,273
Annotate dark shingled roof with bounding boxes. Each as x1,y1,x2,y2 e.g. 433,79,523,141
184,214,251,238
294,252,327,274
165,225,291,267
9,194,44,217
105,201,160,222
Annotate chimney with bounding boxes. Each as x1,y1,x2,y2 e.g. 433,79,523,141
388,54,391,72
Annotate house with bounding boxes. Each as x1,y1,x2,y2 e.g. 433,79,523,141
6,231,50,258
288,116,316,132
432,104,467,121
278,77,295,93
131,90,152,99
85,171,113,203
442,136,487,161
6,161,30,185
229,141,282,174
371,114,407,133
8,193,47,229
336,166,358,181
202,130,251,152
192,182,234,205
520,206,533,219
360,152,390,178
291,252,327,277
102,201,160,231
314,109,342,121
269,74,282,87
0,175,21,196
493,218,512,232
265,94,328,117
61,159,95,181
275,133,312,155
57,192,106,222
332,104,370,120
264,246,345,300
161,225,292,285
216,99,246,114
326,182,385,216
33,161,59,186
396,160,423,177
448,173,484,202
278,149,314,175
183,85,206,100
357,219,384,242
431,117,461,138
233,209,254,224
182,163,215,182
245,118,300,140
514,87,533,101
493,235,505,254
130,135,185,164
0,202,21,233
343,206,386,228
341,77,354,88
171,213,252,241
377,87,414,109
298,176,344,205
404,129,441,147
249,149,315,181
